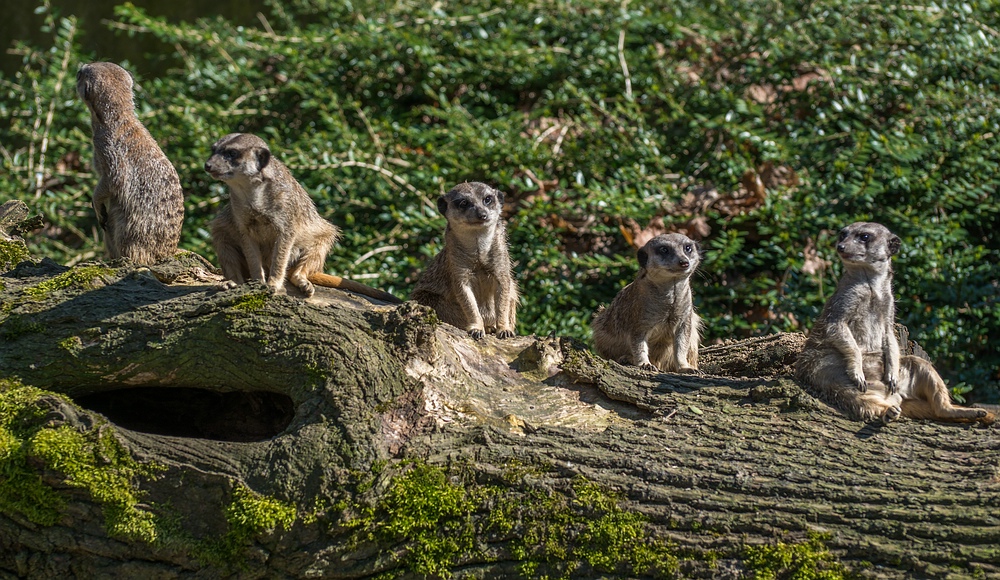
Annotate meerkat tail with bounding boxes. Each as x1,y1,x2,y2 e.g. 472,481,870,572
307,272,403,304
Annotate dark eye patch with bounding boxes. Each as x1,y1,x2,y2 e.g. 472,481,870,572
859,232,871,242
457,198,471,209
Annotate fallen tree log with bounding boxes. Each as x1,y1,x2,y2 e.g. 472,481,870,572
0,250,997,579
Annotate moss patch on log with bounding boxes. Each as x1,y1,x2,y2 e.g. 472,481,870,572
742,533,851,579
0,239,30,274
0,379,162,540
20,265,116,301
349,461,684,579
196,485,299,567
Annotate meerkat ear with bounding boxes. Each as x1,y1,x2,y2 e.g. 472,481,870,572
255,148,271,173
887,234,901,256
637,247,649,269
495,189,505,205
437,196,449,216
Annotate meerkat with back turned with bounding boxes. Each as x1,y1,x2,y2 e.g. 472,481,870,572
205,133,401,303
795,222,991,424
592,233,702,373
77,62,184,263
410,182,518,339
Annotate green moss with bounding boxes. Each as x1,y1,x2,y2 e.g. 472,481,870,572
352,462,476,578
0,379,163,539
0,239,30,273
198,485,298,565
229,291,271,313
350,462,683,579
742,533,851,580
58,335,84,355
21,265,116,301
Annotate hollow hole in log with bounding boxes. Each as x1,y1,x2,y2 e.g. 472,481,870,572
74,387,295,442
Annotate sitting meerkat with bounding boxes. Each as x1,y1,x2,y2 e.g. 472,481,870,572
591,233,702,373
410,182,518,339
77,62,184,263
795,221,992,424
205,133,400,303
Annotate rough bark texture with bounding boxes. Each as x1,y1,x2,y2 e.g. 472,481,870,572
0,254,997,580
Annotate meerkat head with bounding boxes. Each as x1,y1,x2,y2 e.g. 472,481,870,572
437,182,504,229
637,233,700,281
205,133,273,184
76,62,135,122
835,222,900,269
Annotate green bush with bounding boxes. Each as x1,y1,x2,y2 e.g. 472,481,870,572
2,0,998,402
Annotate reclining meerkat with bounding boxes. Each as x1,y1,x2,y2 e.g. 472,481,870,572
410,182,518,339
795,221,992,424
205,133,401,303
77,62,184,263
592,233,702,373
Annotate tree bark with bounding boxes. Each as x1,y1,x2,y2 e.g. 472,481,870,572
0,255,997,579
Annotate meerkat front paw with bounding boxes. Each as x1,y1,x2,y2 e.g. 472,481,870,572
882,405,902,424
638,362,659,372
468,328,486,340
496,329,516,339
849,366,867,392
884,374,898,395
297,281,316,297
217,280,238,290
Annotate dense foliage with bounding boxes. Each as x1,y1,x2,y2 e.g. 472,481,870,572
2,0,998,402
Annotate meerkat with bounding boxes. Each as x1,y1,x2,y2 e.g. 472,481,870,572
410,182,518,339
591,234,702,373
205,133,401,303
795,222,992,424
77,62,184,263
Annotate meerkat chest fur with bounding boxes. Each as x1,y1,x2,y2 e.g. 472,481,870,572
834,267,894,352
447,222,505,277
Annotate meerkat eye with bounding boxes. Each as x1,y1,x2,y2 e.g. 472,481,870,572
483,196,493,205
859,233,871,242
839,231,849,241
684,244,693,253
657,246,670,255
457,199,470,209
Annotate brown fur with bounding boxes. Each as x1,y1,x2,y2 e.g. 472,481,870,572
206,133,401,303
410,182,518,339
77,62,184,263
592,234,702,372
795,222,992,424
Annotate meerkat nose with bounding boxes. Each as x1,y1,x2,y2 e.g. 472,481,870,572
836,244,846,253
679,260,690,268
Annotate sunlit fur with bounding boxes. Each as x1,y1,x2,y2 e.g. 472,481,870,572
411,182,518,339
796,222,992,424
77,62,184,263
592,234,702,373
206,133,338,297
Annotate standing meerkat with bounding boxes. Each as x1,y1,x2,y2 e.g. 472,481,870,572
205,133,401,303
410,182,518,339
592,234,702,373
795,222,992,424
77,62,184,263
